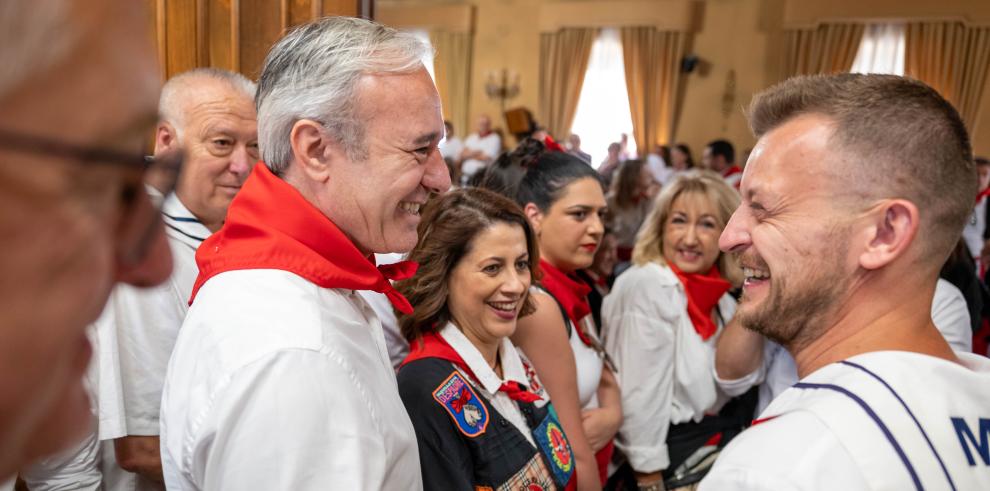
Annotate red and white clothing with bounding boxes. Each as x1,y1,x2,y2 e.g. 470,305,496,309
160,165,422,490
722,165,743,189
602,262,736,473
701,351,990,490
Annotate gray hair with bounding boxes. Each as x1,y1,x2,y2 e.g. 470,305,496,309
159,68,256,137
0,0,77,101
256,16,429,174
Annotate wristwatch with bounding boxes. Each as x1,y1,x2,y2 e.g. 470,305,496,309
637,479,665,491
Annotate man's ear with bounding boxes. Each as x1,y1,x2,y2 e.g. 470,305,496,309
523,202,543,235
288,119,339,183
153,122,177,154
858,199,919,270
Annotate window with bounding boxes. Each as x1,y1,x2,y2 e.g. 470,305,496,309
406,29,436,81
851,23,905,75
570,28,638,168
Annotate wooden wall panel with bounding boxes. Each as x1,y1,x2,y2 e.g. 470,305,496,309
148,0,366,81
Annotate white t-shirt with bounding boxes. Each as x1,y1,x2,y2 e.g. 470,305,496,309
438,135,464,162
701,351,990,490
717,278,974,415
160,269,422,490
461,132,501,179
601,262,736,473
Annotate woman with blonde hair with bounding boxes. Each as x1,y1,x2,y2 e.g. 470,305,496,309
602,170,751,491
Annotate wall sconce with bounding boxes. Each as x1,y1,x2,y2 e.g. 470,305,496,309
485,69,520,114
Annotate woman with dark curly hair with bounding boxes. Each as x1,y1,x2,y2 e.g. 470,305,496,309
396,187,577,490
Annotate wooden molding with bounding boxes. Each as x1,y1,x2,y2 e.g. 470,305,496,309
538,0,699,32
783,0,990,28
376,3,474,32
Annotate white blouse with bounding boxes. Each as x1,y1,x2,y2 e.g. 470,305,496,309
601,262,736,473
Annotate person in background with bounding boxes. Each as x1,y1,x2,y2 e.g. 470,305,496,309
962,156,990,270
603,171,749,491
607,159,659,264
0,0,172,483
599,142,623,187
671,144,694,172
578,229,618,334
476,142,622,490
439,120,464,168
569,133,593,164
159,17,450,490
396,187,577,490
460,114,501,183
702,140,742,189
20,68,258,491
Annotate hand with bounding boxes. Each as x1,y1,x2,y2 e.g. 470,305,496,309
581,407,621,452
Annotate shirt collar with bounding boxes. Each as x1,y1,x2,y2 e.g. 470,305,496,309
161,193,211,248
439,322,528,395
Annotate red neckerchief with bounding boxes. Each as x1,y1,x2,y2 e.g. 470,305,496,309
539,260,594,347
543,135,565,152
977,187,990,203
722,165,742,178
402,332,542,403
666,262,731,340
189,164,417,314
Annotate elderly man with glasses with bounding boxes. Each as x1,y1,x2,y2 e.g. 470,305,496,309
0,0,173,484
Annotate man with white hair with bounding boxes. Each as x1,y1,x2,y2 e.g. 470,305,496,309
0,0,171,485
160,17,450,490
86,68,257,490
700,74,990,489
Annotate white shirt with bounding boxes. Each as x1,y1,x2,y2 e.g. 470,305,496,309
160,269,422,490
963,195,987,259
357,253,409,370
701,351,990,490
461,132,501,179
438,135,464,162
96,194,208,439
439,322,548,445
601,262,736,473
717,278,974,415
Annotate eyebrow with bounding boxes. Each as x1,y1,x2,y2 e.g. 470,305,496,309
411,131,441,146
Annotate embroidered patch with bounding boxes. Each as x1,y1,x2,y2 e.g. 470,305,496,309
432,372,489,437
532,407,574,487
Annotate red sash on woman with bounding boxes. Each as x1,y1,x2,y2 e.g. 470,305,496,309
666,262,731,340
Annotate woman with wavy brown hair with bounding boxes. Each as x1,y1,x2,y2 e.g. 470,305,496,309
396,187,578,490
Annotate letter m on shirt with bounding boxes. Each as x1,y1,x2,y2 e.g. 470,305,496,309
951,417,990,466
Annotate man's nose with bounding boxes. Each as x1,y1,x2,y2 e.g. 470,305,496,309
719,208,750,254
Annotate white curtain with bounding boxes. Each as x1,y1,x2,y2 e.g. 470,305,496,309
850,23,905,75
570,28,638,167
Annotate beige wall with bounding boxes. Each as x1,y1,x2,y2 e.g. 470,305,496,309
379,0,990,157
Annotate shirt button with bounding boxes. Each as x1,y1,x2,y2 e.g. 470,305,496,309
499,418,508,427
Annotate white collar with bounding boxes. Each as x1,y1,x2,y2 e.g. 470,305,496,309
161,193,212,248
439,322,529,395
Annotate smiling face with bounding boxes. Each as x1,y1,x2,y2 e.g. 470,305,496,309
532,177,607,272
170,80,258,231
447,222,532,354
327,67,451,254
719,114,854,347
662,192,722,274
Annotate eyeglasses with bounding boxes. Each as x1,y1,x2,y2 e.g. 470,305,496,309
0,127,184,267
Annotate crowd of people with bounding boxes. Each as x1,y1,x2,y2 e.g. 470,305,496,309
2,2,989,490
